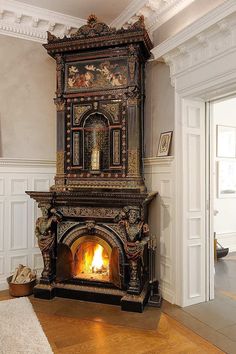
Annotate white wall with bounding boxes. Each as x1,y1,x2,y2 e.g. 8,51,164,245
0,34,56,159
144,61,175,158
212,96,236,251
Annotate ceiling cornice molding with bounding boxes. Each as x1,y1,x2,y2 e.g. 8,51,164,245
0,0,86,43
152,0,236,59
110,0,194,35
150,0,236,89
110,0,147,28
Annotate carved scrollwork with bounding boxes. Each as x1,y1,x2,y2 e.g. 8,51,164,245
71,15,116,39
125,86,140,105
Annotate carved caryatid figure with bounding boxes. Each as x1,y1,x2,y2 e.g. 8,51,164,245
35,204,62,280
118,206,149,293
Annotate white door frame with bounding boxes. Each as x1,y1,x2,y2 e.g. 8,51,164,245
151,1,236,307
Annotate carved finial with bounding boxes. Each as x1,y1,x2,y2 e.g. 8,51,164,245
131,15,146,30
87,14,98,26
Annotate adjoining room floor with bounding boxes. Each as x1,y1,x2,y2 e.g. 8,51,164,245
163,252,236,354
0,290,222,354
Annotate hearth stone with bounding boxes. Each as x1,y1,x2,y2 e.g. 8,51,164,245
26,15,158,312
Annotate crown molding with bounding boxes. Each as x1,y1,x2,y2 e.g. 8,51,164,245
0,0,86,43
152,0,236,59
111,0,194,34
150,0,236,89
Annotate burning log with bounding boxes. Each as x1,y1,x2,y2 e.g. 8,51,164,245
10,265,36,284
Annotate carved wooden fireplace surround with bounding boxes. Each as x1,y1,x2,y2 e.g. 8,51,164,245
27,15,155,312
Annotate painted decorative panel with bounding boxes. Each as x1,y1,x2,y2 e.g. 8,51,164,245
73,131,81,166
112,130,121,165
73,104,91,125
65,58,128,92
100,102,121,123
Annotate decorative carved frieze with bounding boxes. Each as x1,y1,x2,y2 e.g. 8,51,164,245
58,206,122,219
57,221,79,240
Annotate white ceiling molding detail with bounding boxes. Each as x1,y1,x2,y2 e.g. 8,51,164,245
111,0,194,33
151,0,236,88
0,0,86,43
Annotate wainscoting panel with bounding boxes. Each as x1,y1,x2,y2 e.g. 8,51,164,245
0,159,55,290
144,156,175,303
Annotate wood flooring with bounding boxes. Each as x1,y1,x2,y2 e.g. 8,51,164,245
0,290,224,354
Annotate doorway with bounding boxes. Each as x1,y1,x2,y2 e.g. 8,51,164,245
209,95,236,300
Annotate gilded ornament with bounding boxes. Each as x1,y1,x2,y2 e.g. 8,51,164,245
57,151,64,174
127,150,140,177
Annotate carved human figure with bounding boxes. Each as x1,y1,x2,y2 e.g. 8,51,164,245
35,204,62,280
118,206,149,293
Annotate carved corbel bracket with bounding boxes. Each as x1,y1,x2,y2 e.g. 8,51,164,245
85,220,96,233
54,98,66,112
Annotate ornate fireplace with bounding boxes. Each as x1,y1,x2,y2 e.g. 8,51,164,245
27,15,156,312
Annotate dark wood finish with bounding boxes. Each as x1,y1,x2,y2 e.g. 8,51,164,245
27,15,156,312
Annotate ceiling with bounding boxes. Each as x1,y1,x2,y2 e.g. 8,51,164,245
17,0,133,23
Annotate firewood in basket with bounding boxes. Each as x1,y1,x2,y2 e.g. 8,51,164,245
15,267,31,283
11,264,24,282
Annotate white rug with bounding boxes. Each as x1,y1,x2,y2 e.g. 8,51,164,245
0,297,53,354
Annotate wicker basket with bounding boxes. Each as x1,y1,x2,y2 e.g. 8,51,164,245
7,275,36,297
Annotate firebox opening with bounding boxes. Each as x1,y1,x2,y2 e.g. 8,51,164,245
74,240,111,282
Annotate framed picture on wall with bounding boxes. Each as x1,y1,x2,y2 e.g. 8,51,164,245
218,160,236,198
217,125,236,158
157,131,173,157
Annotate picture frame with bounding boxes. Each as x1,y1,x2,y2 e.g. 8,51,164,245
157,131,173,157
218,160,236,198
217,125,236,158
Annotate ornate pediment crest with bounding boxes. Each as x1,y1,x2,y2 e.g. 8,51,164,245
71,14,116,39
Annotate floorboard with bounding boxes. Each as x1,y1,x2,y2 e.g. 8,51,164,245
0,290,223,354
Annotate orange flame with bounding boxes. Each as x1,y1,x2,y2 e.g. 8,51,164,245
75,242,109,280
92,244,104,272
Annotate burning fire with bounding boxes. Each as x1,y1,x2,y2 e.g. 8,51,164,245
75,241,109,280
91,244,104,272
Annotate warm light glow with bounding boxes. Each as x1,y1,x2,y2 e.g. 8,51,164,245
74,241,109,281
92,244,104,272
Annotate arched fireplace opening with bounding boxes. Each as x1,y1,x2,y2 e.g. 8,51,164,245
56,227,125,289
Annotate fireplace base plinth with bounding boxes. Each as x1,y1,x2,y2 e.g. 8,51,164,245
33,281,150,312
121,282,150,313
34,283,55,300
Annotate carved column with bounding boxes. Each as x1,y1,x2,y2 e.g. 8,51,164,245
54,54,66,189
